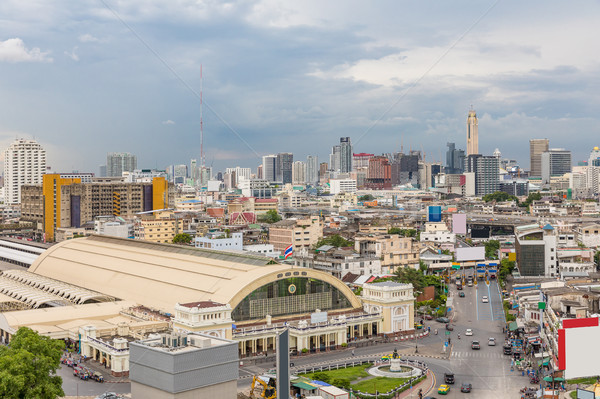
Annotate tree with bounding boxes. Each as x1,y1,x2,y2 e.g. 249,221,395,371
315,234,353,248
264,209,282,224
0,327,65,399
482,191,518,203
484,240,500,259
172,233,192,244
519,192,542,209
393,267,425,293
358,194,375,202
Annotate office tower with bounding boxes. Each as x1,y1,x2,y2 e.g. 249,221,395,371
466,109,478,156
330,145,341,172
225,167,251,182
257,165,263,179
292,161,307,185
445,142,465,174
98,165,107,177
306,155,319,185
530,139,549,177
107,152,137,177
465,154,499,196
3,138,46,205
339,137,353,173
365,156,392,189
190,159,198,181
276,153,293,184
541,149,572,184
262,155,277,182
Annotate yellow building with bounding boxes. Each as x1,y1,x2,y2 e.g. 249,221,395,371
269,216,323,253
361,281,415,333
355,234,421,272
134,210,185,243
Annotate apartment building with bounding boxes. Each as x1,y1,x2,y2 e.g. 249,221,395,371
354,234,420,272
134,211,186,243
4,138,46,205
268,216,323,253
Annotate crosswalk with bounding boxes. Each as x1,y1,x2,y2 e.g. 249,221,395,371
451,351,504,359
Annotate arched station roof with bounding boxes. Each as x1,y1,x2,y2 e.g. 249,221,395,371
29,236,361,313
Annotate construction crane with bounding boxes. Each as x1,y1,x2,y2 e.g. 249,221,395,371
249,376,276,399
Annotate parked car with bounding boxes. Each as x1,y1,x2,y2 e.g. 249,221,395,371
488,337,496,346
436,317,450,323
445,323,454,331
438,384,450,395
465,328,473,336
444,372,455,384
424,314,433,320
482,296,489,303
471,340,481,350
459,291,465,297
461,383,472,393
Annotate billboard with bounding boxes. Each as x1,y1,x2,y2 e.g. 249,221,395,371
452,213,467,234
428,206,442,222
559,317,600,379
455,247,485,262
471,225,490,239
311,311,328,324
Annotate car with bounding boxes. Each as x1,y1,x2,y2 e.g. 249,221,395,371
468,281,473,287
461,383,472,393
424,314,433,320
482,296,489,303
488,337,496,346
438,384,450,395
95,393,124,399
456,284,463,290
471,340,480,350
465,328,473,336
459,291,465,297
444,372,455,384
436,317,450,323
414,323,423,329
445,323,454,331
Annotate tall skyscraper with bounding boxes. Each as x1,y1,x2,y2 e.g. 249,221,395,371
330,145,341,172
262,155,277,182
276,153,293,184
339,137,353,173
529,139,549,177
466,109,478,156
445,142,465,174
292,161,307,185
107,152,137,177
3,138,46,204
541,149,572,184
306,155,319,185
465,154,499,196
588,146,600,166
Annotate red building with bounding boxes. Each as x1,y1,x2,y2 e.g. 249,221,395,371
365,156,392,189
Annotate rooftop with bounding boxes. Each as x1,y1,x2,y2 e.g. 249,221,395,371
179,300,227,309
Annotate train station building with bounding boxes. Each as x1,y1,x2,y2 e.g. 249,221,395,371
0,235,415,375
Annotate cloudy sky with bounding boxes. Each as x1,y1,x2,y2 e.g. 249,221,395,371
1,0,599,174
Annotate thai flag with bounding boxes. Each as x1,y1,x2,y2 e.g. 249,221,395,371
284,244,293,259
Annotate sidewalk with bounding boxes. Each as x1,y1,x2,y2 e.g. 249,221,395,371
397,369,435,399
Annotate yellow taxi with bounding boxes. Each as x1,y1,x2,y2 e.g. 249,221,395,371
414,323,423,329
438,384,450,395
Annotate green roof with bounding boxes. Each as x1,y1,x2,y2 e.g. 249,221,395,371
293,381,317,390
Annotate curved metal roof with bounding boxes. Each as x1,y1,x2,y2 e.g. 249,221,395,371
29,235,361,313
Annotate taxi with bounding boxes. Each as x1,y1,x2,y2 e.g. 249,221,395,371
414,323,423,329
438,384,450,395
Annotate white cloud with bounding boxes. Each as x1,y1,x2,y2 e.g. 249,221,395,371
0,38,52,63
78,34,100,43
162,120,175,125
64,46,79,62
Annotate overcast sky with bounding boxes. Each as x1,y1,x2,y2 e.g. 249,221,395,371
1,0,599,174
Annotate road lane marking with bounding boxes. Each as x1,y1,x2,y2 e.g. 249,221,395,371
476,286,479,321
487,283,494,320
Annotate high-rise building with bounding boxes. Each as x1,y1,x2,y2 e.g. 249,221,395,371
529,139,549,177
262,155,277,182
465,154,499,196
225,167,251,182
339,137,353,173
190,159,198,181
588,146,600,167
365,156,392,189
319,162,328,181
107,152,137,177
3,138,46,205
446,142,465,174
541,149,572,184
466,109,478,156
353,153,374,171
98,165,107,178
330,145,341,172
276,153,293,184
306,155,319,185
292,161,306,185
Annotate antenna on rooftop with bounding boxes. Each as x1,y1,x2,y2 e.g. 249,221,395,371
200,65,205,169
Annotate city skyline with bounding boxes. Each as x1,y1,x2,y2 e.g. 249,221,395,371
0,1,599,172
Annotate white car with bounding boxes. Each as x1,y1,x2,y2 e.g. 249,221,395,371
488,337,496,346
465,328,473,336
482,296,489,303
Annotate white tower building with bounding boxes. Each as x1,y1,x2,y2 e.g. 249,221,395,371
4,138,46,204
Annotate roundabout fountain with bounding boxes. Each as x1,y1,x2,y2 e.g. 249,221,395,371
367,348,424,378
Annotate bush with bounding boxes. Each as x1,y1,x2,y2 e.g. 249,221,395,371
312,372,331,384
333,378,351,390
341,343,348,347
301,348,308,353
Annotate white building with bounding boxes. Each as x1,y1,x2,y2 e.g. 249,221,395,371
292,161,307,185
195,232,243,251
306,155,319,185
420,231,456,243
3,139,46,205
243,244,279,258
107,152,137,177
225,167,251,184
95,217,134,239
330,179,357,194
